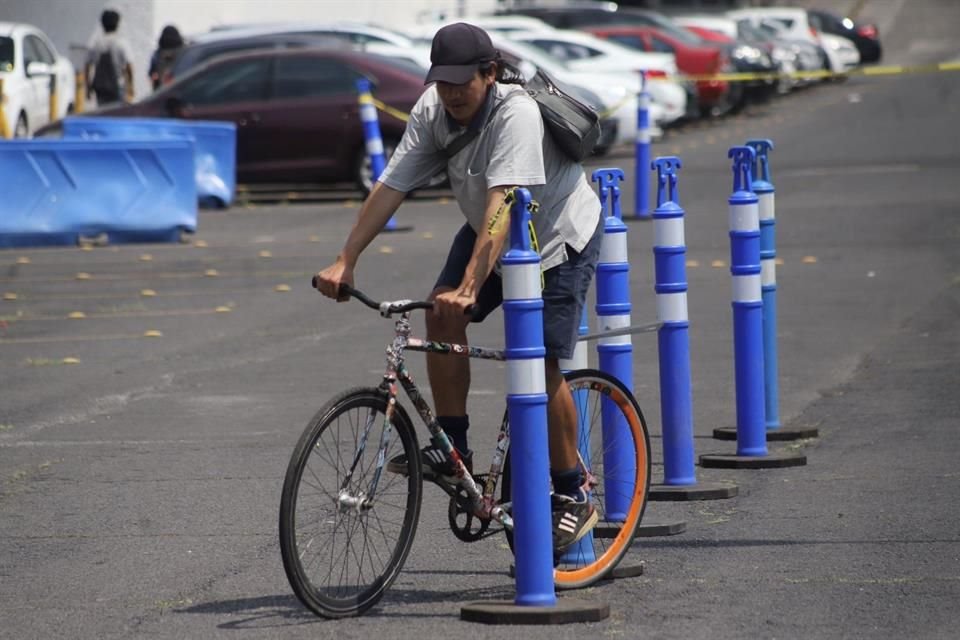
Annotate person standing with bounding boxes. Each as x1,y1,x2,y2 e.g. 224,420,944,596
149,25,184,91
85,9,134,105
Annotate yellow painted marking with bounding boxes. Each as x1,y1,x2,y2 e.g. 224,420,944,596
75,272,91,280
308,235,321,242
802,256,818,264
705,135,717,144
686,259,700,268
80,245,94,252
194,239,208,248
215,306,232,313
62,357,80,364
379,246,394,254
143,330,163,338
140,289,156,297
274,284,291,292
422,232,434,239
258,250,273,258
670,146,682,155
205,269,219,277
711,260,727,268
775,258,785,266
344,200,358,208
438,197,450,205
3,293,17,301
16,256,31,264
139,254,153,262
68,311,86,319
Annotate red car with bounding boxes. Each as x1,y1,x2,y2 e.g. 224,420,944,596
584,25,736,117
86,47,427,191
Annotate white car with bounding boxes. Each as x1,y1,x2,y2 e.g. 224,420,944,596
726,8,859,74
503,29,690,124
0,22,75,138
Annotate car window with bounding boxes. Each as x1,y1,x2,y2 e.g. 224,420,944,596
27,35,56,64
648,35,675,54
528,39,600,61
271,56,362,99
605,34,647,52
0,37,13,71
179,58,269,105
22,36,41,65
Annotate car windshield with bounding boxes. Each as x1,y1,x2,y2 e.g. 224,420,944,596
637,12,707,46
0,37,13,71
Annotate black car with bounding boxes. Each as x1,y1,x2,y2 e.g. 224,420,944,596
808,9,882,63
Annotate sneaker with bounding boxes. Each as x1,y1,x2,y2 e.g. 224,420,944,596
551,490,599,552
386,444,473,486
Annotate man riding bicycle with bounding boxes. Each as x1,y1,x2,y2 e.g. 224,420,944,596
313,22,603,552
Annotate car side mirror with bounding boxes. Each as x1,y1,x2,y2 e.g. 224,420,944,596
164,95,186,117
26,61,53,77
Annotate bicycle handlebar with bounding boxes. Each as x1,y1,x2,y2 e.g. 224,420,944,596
311,278,477,317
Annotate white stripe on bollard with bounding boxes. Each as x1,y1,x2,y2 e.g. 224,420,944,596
654,216,685,247
636,131,652,144
761,259,776,287
359,102,378,122
757,192,775,221
657,292,689,323
597,313,631,345
502,263,541,299
732,274,762,302
366,138,384,156
729,203,760,231
598,232,628,263
507,358,547,395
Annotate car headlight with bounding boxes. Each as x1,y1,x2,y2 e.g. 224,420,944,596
732,45,763,63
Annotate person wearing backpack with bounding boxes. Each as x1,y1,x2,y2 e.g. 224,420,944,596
85,9,134,105
149,25,184,91
313,23,603,552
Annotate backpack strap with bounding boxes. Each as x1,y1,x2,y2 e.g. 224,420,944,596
443,90,526,159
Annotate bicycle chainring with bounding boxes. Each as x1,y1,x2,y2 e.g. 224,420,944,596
447,474,495,542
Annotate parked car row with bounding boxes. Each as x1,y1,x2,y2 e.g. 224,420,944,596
21,4,880,195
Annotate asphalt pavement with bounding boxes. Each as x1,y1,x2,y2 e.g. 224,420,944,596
1,1,959,638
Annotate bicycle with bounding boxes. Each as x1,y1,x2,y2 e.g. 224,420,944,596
279,284,651,618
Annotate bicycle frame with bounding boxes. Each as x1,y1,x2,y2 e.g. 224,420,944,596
352,307,516,531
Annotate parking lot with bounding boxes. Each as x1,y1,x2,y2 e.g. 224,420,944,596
2,3,960,639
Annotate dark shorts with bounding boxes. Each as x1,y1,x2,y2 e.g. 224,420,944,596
434,218,603,360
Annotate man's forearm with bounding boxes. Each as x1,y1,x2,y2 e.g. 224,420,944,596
459,187,512,297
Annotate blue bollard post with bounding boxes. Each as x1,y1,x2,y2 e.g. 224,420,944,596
700,148,806,471
746,139,780,432
502,188,555,608
647,158,739,500
590,168,635,520
634,72,651,220
651,157,697,485
727,147,767,457
356,78,398,231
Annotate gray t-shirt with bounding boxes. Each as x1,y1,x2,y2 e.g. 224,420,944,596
86,32,133,93
380,82,600,271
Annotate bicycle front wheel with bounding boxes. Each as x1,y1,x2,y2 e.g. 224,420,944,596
502,369,651,589
279,387,423,618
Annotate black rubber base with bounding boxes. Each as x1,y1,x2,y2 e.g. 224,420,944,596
461,598,609,624
699,451,807,469
648,482,739,501
591,520,686,538
713,425,820,441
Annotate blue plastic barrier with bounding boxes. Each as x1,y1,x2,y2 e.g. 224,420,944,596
0,139,197,248
60,116,236,207
356,78,400,231
502,187,555,607
634,72,652,220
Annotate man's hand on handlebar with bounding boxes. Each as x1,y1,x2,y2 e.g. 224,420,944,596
313,259,353,302
433,288,478,321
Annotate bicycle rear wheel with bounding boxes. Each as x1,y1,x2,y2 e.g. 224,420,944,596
279,387,422,618
502,369,650,589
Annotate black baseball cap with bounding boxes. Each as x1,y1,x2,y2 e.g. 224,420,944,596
424,22,497,85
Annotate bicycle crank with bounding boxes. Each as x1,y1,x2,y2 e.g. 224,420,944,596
447,474,496,542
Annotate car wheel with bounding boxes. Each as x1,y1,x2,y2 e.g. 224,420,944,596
14,113,29,138
355,138,398,197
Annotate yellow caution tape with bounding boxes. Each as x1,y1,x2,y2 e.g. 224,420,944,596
372,97,411,123
0,78,9,139
676,62,960,84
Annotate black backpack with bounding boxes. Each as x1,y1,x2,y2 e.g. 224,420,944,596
444,69,602,162
91,50,120,95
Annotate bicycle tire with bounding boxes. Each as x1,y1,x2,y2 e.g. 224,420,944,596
501,368,650,589
279,387,423,618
